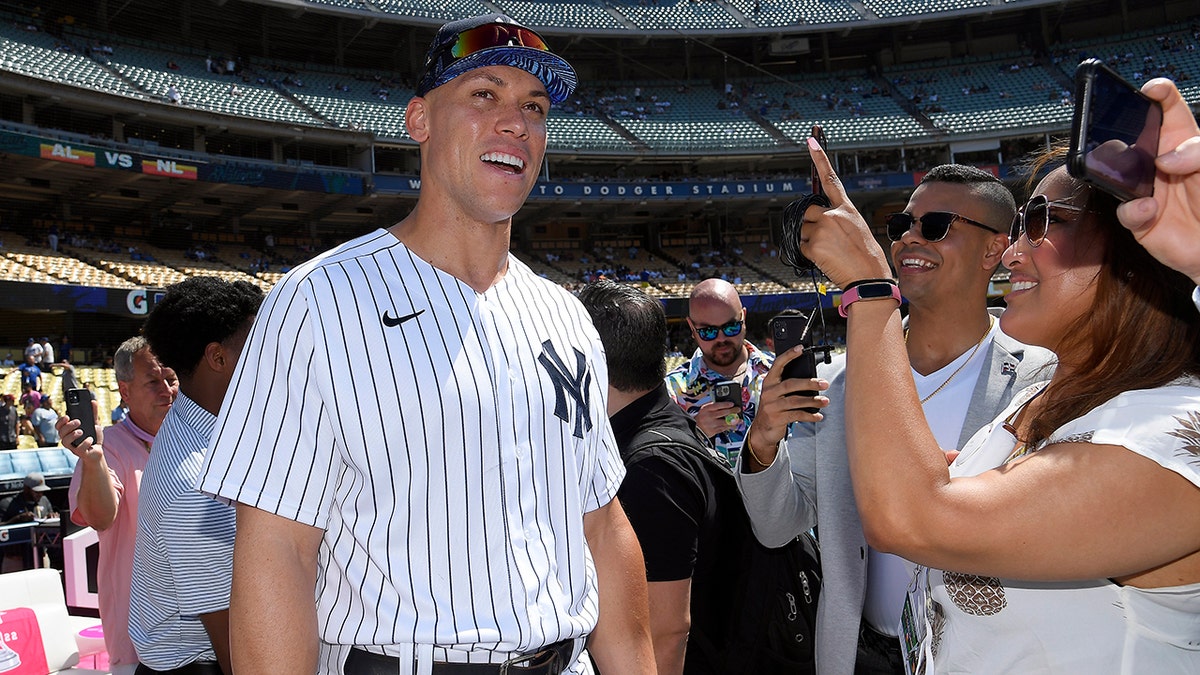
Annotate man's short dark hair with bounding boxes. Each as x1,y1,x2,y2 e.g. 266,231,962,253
577,280,667,393
918,163,1018,226
143,277,263,378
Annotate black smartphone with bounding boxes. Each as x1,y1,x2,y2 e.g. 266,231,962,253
810,124,827,198
1068,58,1162,202
714,380,743,410
65,387,96,448
771,314,819,412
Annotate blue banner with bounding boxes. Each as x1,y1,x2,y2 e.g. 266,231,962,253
0,129,364,195
375,171,930,201
661,291,835,317
0,281,164,316
375,175,813,201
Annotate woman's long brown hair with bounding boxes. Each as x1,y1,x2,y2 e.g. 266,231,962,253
1019,148,1200,447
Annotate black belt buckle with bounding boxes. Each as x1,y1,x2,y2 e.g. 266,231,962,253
498,638,571,675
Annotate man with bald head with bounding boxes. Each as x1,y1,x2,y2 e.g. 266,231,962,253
665,278,773,466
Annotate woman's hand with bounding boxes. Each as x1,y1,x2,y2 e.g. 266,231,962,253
799,137,894,288
1115,78,1200,285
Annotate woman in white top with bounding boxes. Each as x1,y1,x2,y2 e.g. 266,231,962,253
787,134,1200,671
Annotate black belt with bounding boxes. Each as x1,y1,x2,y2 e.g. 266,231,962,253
345,639,575,675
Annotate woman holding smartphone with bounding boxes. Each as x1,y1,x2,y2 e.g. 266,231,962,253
790,137,1200,672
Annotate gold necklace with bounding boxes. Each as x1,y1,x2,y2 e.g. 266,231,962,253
911,316,994,405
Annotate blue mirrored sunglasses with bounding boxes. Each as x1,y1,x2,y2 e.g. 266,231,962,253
694,319,744,341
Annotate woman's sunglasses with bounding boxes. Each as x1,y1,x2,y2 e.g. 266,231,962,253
885,211,1001,242
693,319,744,341
1010,195,1087,248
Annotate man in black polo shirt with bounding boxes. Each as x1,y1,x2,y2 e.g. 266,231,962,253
579,280,745,675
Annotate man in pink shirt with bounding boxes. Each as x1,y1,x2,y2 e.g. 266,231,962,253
61,336,178,675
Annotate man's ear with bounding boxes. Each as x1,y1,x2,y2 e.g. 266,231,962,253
203,342,226,373
407,96,429,143
983,231,1010,270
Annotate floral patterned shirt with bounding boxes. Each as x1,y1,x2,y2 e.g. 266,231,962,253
663,341,773,466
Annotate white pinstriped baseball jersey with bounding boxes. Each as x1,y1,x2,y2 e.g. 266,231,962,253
197,229,625,675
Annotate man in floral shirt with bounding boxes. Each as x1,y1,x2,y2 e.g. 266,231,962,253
665,279,773,466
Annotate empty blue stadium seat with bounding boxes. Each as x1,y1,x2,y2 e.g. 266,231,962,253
0,449,80,493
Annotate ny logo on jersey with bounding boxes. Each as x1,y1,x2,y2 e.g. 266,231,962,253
538,340,593,439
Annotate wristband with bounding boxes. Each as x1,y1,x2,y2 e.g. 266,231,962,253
838,280,901,318
841,277,896,291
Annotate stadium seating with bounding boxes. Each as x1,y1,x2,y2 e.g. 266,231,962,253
886,54,1075,135
303,0,371,9
0,449,78,492
1054,25,1200,101
725,0,862,27
491,0,626,30
112,69,322,125
4,13,1195,155
0,19,148,101
3,243,135,289
370,0,492,22
862,0,989,19
612,1,741,31
594,79,778,151
750,72,934,145
549,114,637,152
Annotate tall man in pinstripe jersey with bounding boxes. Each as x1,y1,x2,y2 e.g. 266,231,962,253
197,13,654,675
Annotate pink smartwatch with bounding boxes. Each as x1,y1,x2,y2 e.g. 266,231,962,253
838,280,901,318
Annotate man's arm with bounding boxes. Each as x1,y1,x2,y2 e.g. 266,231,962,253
32,412,46,444
198,609,232,675
57,418,118,530
582,499,655,674
733,350,830,547
2,499,32,524
646,579,690,675
230,503,323,675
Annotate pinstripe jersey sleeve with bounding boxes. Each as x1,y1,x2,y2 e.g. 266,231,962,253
198,252,337,527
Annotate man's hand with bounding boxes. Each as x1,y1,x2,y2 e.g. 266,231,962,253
693,400,741,438
56,415,104,460
743,346,828,471
6,510,34,524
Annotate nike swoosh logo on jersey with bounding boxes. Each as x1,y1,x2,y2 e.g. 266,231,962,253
382,309,425,327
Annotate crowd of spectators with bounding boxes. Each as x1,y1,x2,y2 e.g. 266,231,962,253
559,84,680,120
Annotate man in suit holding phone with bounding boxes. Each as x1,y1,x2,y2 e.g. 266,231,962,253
737,164,1056,675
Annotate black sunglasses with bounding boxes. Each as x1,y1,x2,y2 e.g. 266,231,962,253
885,211,1001,242
1010,195,1087,248
693,319,744,341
